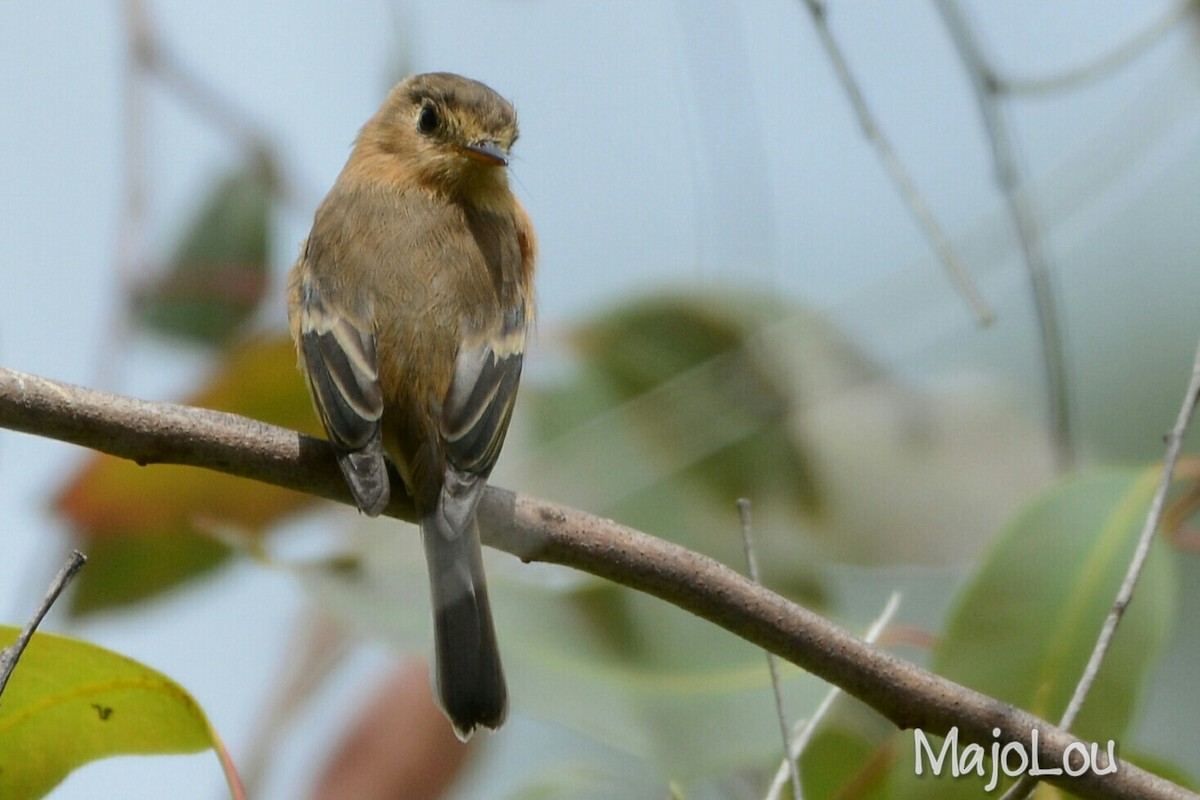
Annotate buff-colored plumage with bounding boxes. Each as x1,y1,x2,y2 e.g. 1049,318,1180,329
287,73,535,738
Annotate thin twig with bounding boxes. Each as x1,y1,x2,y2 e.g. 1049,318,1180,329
94,0,155,390
239,611,351,795
995,0,1192,97
123,2,312,213
1000,334,1200,800
0,550,88,699
140,29,271,170
934,0,1074,471
737,499,801,800
794,591,901,755
0,367,1194,800
796,0,994,326
116,0,151,293
765,592,901,800
145,38,315,210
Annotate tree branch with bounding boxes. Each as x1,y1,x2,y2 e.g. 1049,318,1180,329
0,366,1192,800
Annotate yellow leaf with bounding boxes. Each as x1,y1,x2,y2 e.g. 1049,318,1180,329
0,627,228,799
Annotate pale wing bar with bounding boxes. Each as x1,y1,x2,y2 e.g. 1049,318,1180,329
442,332,523,476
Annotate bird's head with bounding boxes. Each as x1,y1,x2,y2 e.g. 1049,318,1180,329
357,72,519,201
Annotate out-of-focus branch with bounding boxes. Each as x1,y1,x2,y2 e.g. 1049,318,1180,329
994,0,1193,96
934,0,1074,470
0,366,1194,800
795,0,995,327
765,592,901,800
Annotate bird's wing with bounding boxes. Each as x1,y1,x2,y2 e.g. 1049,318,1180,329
430,306,526,535
295,278,390,516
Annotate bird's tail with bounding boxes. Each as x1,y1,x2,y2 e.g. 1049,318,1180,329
421,513,508,740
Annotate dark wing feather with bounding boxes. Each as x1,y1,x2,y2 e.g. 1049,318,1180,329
426,336,521,534
296,279,390,516
442,343,523,474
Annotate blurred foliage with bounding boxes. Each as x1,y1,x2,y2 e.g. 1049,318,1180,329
805,728,891,800
48,286,1192,796
304,512,833,783
0,627,221,798
935,468,1175,741
134,165,273,346
55,336,319,613
884,466,1178,798
67,530,229,615
519,291,1058,583
571,293,823,514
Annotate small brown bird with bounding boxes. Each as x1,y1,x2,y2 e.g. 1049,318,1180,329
287,72,535,739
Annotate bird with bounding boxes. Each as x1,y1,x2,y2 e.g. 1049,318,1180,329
287,72,535,739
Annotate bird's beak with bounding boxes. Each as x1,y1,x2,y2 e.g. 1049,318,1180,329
462,140,509,167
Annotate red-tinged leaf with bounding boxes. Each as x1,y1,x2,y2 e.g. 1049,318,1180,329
310,662,469,800
135,167,273,347
54,335,324,613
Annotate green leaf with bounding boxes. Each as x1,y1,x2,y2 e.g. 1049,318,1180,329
66,530,230,614
135,166,273,346
889,466,1178,798
799,724,890,800
0,627,221,799
935,466,1175,739
570,293,822,518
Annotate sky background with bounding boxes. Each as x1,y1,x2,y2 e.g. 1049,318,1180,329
2,2,1200,798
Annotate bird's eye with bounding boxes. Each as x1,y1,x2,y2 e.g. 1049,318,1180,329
417,103,439,134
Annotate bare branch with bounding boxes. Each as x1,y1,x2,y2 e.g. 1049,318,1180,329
995,1,1192,97
0,550,88,700
796,0,995,326
1002,337,1200,800
737,499,801,800
0,366,1193,800
766,592,901,800
934,0,1074,470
